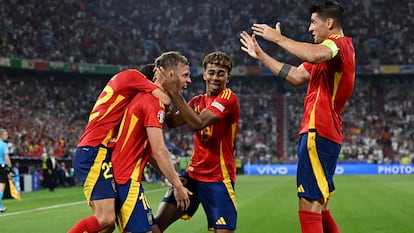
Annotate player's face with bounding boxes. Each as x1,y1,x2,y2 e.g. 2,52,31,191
203,63,230,96
308,13,330,44
170,63,191,92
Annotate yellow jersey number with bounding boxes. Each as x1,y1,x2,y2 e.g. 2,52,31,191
88,85,125,122
200,126,212,142
101,162,113,179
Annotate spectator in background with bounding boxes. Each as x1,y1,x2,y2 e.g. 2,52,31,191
177,151,191,173
41,152,49,188
45,149,58,192
57,162,75,187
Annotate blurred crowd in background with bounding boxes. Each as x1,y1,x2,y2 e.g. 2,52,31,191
1,70,413,167
0,0,412,67
0,0,413,171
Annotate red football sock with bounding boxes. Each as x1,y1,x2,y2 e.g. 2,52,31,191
299,210,323,233
322,210,340,233
67,215,101,233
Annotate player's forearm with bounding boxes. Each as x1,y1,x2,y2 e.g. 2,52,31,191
258,51,284,76
276,36,326,64
152,151,182,188
258,52,301,87
170,91,204,130
148,157,162,175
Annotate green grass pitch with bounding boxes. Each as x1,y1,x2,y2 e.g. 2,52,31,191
0,175,413,232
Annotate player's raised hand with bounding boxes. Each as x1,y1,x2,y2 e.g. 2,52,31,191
252,22,283,43
240,31,264,60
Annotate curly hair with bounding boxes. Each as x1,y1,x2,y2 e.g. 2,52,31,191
202,51,233,73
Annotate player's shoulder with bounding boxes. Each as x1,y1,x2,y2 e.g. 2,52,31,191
141,92,166,108
135,91,156,101
218,88,238,101
108,69,141,84
327,34,343,40
191,93,205,99
327,34,353,46
113,69,145,81
120,68,139,74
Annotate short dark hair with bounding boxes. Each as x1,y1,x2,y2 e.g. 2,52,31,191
139,63,155,81
202,51,233,73
309,1,344,28
154,51,189,69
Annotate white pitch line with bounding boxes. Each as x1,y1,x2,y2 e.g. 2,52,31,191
0,201,86,217
0,187,168,218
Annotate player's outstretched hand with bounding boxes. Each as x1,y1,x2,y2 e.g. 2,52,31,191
240,31,264,60
252,22,283,44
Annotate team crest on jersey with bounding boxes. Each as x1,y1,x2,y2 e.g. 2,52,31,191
157,110,165,123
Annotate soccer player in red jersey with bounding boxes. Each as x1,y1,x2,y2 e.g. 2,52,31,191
111,51,192,233
68,68,171,233
240,1,354,233
153,51,240,233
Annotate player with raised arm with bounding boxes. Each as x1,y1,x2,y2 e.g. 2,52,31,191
153,51,240,233
240,1,355,233
68,68,170,233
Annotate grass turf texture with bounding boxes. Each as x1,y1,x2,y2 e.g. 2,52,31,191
0,175,413,233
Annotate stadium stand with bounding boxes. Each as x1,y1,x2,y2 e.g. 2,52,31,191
0,0,412,66
0,1,413,176
1,68,413,168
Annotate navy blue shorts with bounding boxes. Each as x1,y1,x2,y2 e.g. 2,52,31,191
72,146,116,203
115,179,153,233
162,171,237,231
296,132,341,202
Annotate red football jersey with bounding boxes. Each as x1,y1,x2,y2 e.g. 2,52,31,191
187,88,240,183
300,34,355,144
111,92,166,184
77,69,158,147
